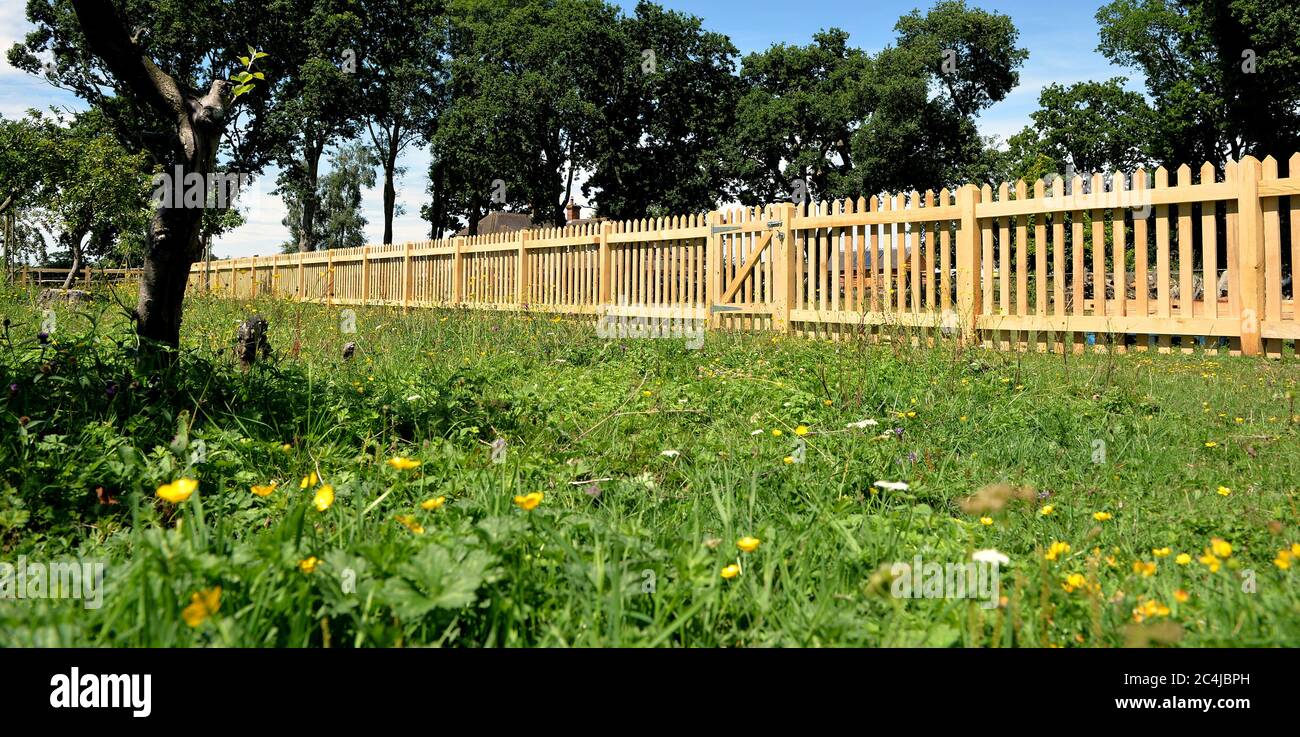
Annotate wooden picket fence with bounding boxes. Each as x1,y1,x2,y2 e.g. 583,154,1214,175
190,154,1300,357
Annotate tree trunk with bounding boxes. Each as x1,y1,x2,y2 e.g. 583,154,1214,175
60,230,86,290
382,138,398,244
298,139,323,252
70,0,232,352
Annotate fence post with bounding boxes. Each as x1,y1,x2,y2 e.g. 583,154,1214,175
296,257,305,302
402,241,412,310
83,267,91,288
955,184,981,345
249,255,258,298
706,210,721,330
515,230,529,308
773,202,797,333
1236,156,1265,356
453,236,465,305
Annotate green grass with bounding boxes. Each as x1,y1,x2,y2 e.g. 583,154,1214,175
0,284,1297,647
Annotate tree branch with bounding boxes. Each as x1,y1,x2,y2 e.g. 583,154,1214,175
69,0,185,120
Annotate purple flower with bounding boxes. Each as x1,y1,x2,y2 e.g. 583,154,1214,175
37,331,49,344
1037,490,1053,500
583,483,602,500
893,427,905,437
907,451,918,463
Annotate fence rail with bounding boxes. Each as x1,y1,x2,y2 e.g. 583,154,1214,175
190,154,1299,357
17,267,142,287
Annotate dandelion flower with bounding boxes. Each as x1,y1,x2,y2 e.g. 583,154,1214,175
181,586,221,628
156,478,198,504
514,492,544,511
313,484,335,512
720,564,740,580
387,457,421,470
1093,511,1112,522
794,425,809,436
251,483,277,497
1175,553,1192,565
1039,505,1054,517
737,536,761,553
420,496,447,511
771,429,783,437
299,556,320,574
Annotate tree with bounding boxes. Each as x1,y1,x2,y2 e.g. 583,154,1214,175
582,1,741,219
281,142,377,251
1097,0,1300,165
269,0,366,253
726,1,1026,204
357,0,449,244
8,0,289,350
433,0,626,231
1027,79,1155,176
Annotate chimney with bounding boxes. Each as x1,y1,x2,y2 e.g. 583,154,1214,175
565,198,581,223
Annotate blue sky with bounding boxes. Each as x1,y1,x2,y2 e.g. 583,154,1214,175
0,0,1141,258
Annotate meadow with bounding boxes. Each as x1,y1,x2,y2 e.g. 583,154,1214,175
0,285,1297,647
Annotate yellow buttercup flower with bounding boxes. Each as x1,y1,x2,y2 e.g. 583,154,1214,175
300,471,319,489
387,456,421,470
1045,541,1071,562
720,564,740,580
513,492,544,511
1062,573,1088,593
1216,486,1231,497
1198,552,1221,572
1132,560,1157,577
251,483,277,497
782,456,794,464
156,478,198,504
1152,547,1171,558
299,556,320,574
313,484,335,512
1273,550,1292,570
979,517,993,526
1292,543,1300,557
1039,505,1054,517
737,536,761,553
1173,589,1190,603
420,496,447,511
181,586,221,628
1093,511,1112,522
1210,538,1232,558
1204,441,1218,448
771,429,783,437
395,514,425,535
1175,553,1192,565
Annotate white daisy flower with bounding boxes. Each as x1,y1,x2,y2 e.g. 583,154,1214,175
846,419,879,429
873,480,909,491
660,449,681,458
